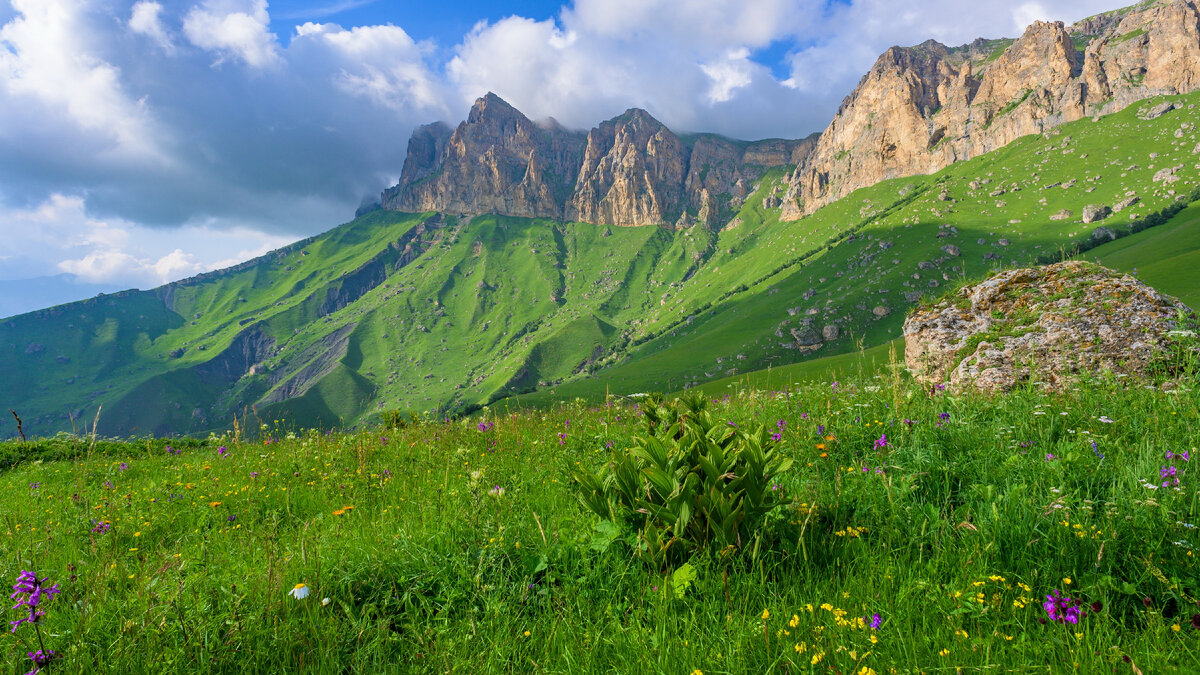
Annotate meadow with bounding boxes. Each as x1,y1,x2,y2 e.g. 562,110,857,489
3,360,1199,673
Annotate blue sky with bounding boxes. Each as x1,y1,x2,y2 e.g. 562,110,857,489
0,0,1121,316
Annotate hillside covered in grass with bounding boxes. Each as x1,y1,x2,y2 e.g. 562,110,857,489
2,369,1198,672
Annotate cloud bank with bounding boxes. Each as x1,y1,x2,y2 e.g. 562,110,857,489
0,0,1118,313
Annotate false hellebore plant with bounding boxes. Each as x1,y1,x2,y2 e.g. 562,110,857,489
573,394,793,568
10,570,62,674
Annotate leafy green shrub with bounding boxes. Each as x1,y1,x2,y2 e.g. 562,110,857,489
572,394,793,567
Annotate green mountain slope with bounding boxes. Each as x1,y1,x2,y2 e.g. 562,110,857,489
3,92,1199,437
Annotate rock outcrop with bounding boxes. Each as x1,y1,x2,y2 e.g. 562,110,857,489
383,93,816,227
782,0,1200,218
903,261,1194,393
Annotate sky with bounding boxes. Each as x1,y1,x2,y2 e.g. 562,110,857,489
0,0,1121,317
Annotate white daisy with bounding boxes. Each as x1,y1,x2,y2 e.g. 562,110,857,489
289,583,310,600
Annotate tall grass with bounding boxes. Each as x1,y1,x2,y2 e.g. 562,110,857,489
2,371,1198,672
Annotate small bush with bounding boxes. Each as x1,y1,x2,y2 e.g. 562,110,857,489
572,394,793,567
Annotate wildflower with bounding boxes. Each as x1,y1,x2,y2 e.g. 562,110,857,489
289,583,310,600
868,612,882,629
26,649,56,674
322,597,331,607
938,649,950,657
10,571,61,633
227,514,236,523
789,614,800,628
873,434,888,450
119,462,128,471
1098,416,1114,424
771,432,782,442
489,485,505,499
1043,589,1082,624
218,446,228,458
90,520,111,534
938,412,950,421
28,482,40,490
761,608,770,620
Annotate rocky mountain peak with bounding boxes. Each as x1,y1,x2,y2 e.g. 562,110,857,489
382,95,813,228
780,0,1200,219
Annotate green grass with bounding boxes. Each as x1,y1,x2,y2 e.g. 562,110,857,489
3,372,1199,672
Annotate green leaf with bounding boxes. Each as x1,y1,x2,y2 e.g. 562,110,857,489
671,562,698,599
590,520,621,553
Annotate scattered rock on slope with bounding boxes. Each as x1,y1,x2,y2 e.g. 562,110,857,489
903,261,1194,393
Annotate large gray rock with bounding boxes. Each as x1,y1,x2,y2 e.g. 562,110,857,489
903,261,1193,393
1082,204,1111,223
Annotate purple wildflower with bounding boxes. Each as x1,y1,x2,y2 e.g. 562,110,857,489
867,612,882,629
10,571,61,633
26,649,56,674
1043,590,1083,624
227,514,237,523
873,434,888,450
218,446,228,458
776,419,787,431
28,482,40,490
817,424,825,435
118,462,128,471
90,520,110,534
771,432,782,442
938,412,950,421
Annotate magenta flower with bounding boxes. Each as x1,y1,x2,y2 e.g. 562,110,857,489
873,434,888,449
1043,590,1083,625
10,571,61,633
218,446,228,458
25,648,56,674
868,612,882,629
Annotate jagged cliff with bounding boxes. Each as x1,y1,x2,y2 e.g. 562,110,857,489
382,93,816,228
781,0,1200,218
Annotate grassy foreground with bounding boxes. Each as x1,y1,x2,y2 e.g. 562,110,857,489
2,370,1199,673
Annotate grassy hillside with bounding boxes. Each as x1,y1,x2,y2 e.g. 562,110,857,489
2,372,1197,672
2,91,1199,437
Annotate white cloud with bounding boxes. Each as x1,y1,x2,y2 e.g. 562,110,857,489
129,1,174,53
700,48,755,103
183,0,280,68
0,0,162,158
0,193,293,288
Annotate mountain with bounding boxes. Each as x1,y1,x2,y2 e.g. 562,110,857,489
780,0,1200,217
382,92,816,228
1,0,1198,438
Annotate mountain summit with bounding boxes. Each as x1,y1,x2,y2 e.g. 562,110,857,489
781,0,1200,217
381,93,816,228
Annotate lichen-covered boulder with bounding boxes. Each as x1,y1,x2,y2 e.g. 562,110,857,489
904,261,1193,392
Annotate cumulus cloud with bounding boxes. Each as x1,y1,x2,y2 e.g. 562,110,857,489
128,1,174,53
183,0,280,68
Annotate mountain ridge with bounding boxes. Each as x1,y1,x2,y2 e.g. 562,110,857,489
382,92,816,228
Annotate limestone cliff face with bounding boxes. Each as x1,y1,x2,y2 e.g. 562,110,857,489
381,93,585,219
782,0,1200,218
383,93,814,227
568,109,688,226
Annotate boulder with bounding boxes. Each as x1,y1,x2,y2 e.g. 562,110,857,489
821,324,840,341
903,261,1193,393
1137,101,1177,121
1090,226,1118,242
1049,209,1072,221
1082,204,1111,223
1113,196,1140,212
